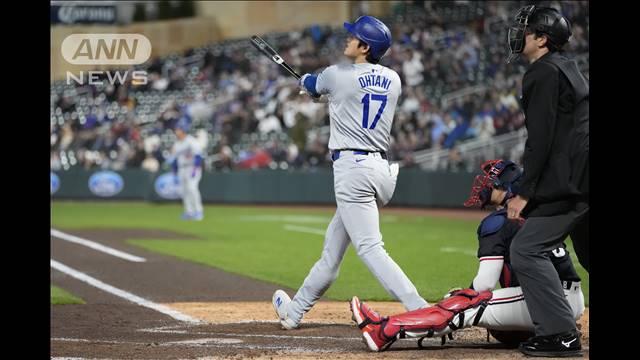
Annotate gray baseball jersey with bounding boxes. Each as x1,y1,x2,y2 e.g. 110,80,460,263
172,135,203,169
316,63,401,152
172,135,203,216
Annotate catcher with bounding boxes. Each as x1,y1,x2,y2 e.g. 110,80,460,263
349,159,585,352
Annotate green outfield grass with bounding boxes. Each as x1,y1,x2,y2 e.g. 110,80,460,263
51,201,589,304
51,285,85,305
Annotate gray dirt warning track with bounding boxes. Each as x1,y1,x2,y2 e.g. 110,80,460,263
51,227,588,359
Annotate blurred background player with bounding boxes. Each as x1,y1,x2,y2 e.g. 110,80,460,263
349,159,584,353
170,118,204,220
272,15,429,330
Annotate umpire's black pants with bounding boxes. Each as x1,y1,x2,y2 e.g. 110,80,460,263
569,208,589,273
510,202,589,336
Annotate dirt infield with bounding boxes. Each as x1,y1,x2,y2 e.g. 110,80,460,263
51,227,588,359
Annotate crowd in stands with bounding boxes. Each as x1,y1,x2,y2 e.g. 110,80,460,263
51,1,588,172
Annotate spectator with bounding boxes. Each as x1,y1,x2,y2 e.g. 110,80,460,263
446,146,466,172
141,153,160,173
50,1,587,172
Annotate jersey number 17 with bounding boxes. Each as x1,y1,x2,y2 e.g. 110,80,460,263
361,94,387,130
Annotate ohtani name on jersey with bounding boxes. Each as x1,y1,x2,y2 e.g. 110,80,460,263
358,74,391,90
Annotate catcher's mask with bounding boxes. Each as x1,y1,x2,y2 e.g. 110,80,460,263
463,159,522,209
507,5,572,64
507,5,536,64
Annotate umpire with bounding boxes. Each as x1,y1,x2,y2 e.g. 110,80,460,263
503,5,589,357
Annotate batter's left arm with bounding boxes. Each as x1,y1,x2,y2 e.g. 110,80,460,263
299,66,335,98
299,74,320,98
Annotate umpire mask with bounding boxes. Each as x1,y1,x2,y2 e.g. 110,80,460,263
506,5,536,64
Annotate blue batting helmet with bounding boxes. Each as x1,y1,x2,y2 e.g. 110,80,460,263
343,15,392,60
175,117,190,133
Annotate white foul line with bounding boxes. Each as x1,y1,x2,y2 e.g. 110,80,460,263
50,259,200,324
283,224,325,236
51,228,146,263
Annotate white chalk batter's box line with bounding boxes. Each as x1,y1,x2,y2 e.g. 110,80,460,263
51,337,347,352
138,325,362,341
47,259,355,344
53,332,507,355
136,325,453,345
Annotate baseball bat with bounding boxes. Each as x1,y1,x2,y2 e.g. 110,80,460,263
250,35,302,80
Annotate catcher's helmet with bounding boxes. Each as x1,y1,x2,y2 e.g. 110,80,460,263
344,15,392,60
464,159,522,208
506,5,572,63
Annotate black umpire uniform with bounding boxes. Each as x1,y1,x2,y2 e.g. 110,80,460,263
516,48,590,275
504,5,589,356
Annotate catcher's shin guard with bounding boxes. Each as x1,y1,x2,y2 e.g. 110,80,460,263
381,289,492,349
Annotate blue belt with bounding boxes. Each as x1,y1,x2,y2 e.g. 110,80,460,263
331,149,387,161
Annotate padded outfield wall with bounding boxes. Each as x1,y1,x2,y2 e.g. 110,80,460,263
50,169,476,208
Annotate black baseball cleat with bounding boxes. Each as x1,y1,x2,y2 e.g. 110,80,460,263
518,330,583,357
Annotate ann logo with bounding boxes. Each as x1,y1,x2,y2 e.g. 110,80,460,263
62,34,151,85
61,34,151,65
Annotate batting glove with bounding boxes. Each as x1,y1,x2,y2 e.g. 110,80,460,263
299,73,320,98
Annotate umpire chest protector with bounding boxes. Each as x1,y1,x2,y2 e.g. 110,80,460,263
540,53,589,198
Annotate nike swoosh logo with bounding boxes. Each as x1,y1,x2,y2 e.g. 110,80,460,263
355,159,366,163
561,338,577,348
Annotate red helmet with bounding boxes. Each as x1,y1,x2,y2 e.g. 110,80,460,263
464,159,522,208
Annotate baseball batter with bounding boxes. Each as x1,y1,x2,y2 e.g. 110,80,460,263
170,119,204,221
272,15,429,329
349,160,585,351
